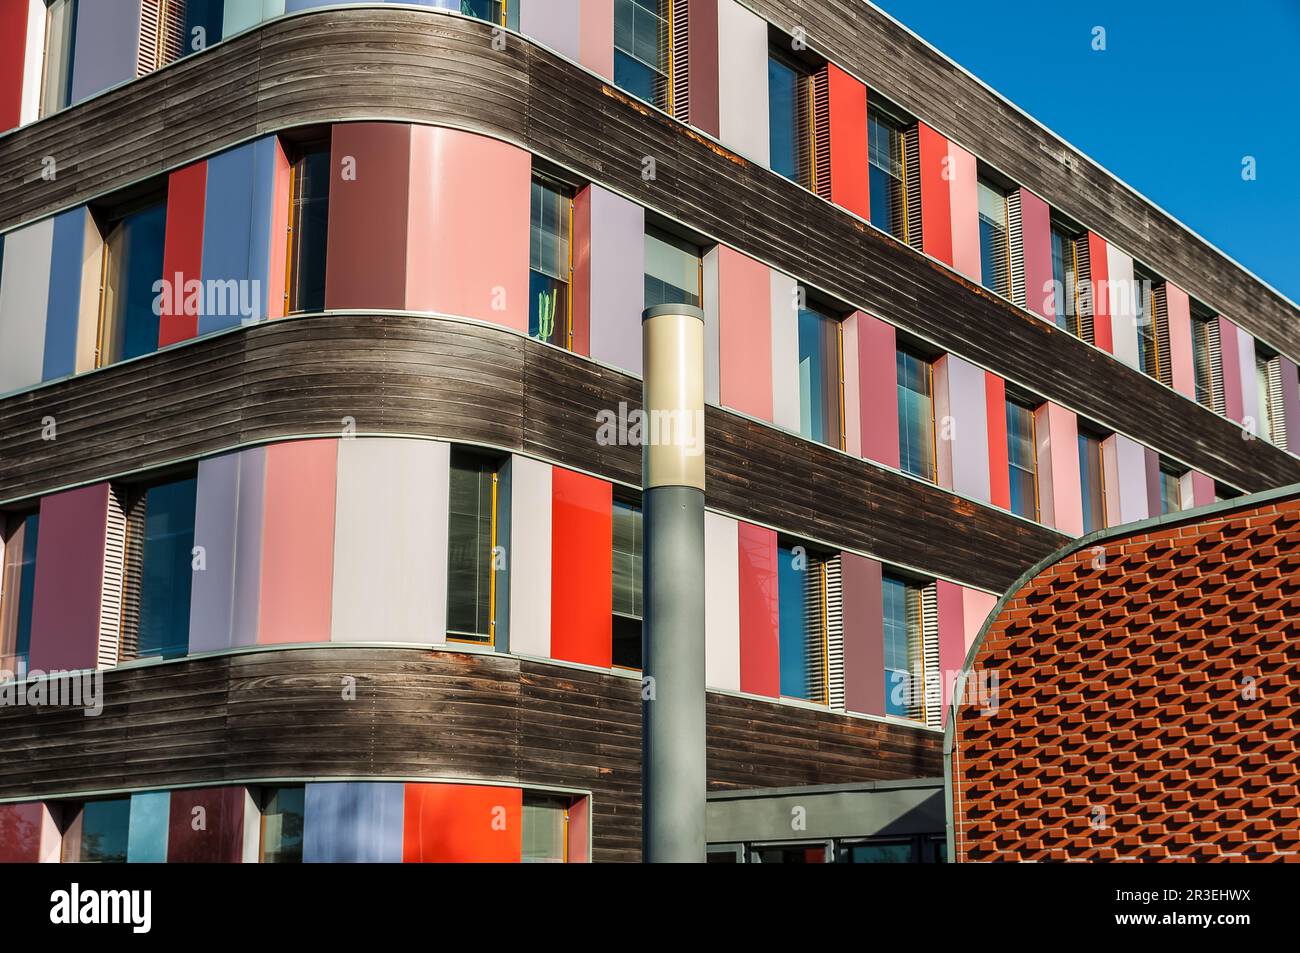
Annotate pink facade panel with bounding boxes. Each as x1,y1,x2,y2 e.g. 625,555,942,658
1101,433,1149,526
1034,402,1083,536
736,521,779,698
935,580,966,719
1019,189,1053,321
1163,283,1195,399
717,246,773,422
932,354,990,502
258,439,338,644
856,312,900,469
961,589,997,654
580,0,615,80
325,122,412,311
406,127,531,332
1217,316,1244,423
1281,357,1300,457
947,141,981,282
1190,471,1216,508
29,484,110,672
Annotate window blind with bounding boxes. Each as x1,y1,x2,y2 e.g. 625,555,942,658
1073,235,1095,346
812,65,832,202
920,582,941,728
98,488,131,669
802,556,829,705
903,125,922,251
669,0,689,122
1265,356,1287,448
1006,190,1025,310
1207,319,1226,416
824,556,845,712
1152,283,1173,388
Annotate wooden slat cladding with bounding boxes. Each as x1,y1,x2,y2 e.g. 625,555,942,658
0,314,1061,593
0,9,1291,499
0,648,941,863
741,0,1298,360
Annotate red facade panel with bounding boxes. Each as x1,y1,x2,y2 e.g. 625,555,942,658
1019,189,1053,320
1087,232,1112,352
917,122,952,266
159,161,208,347
0,0,33,134
166,786,245,863
856,312,900,468
984,372,1011,510
0,803,52,863
736,521,779,697
550,468,612,667
687,0,720,136
402,783,523,863
826,64,869,220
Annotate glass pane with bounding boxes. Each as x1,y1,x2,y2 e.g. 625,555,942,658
528,271,568,346
797,308,841,446
768,56,801,182
260,787,305,863
1005,401,1037,521
643,229,701,308
753,844,828,863
1191,319,1214,406
846,841,914,863
182,0,224,56
101,202,167,365
529,179,570,280
882,573,920,718
1256,358,1275,443
614,50,657,103
15,514,39,666
522,798,567,863
289,146,331,314
1050,228,1073,332
778,546,824,702
1160,470,1181,515
447,454,496,639
1,513,40,673
41,0,79,116
80,799,131,863
137,477,198,659
1077,434,1105,534
611,501,643,618
896,350,934,481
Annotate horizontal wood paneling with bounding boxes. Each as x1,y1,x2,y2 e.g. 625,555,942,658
0,648,940,863
0,313,1060,593
0,9,1293,501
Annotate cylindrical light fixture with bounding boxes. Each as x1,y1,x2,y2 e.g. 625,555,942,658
641,302,707,863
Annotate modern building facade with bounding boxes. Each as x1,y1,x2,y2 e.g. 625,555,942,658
948,486,1300,862
0,1,1296,863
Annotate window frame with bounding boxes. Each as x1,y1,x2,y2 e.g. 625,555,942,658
1076,429,1107,534
896,347,937,483
867,106,909,241
1004,396,1040,522
284,138,332,317
446,449,505,647
776,539,831,705
613,0,672,110
766,45,815,189
977,178,1011,298
528,174,575,350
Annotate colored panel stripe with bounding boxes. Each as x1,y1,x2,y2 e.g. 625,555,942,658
947,141,981,282
933,354,990,501
737,521,779,697
570,185,592,357
917,122,952,266
166,787,245,863
769,270,800,432
1280,357,1300,457
935,580,966,719
258,439,337,644
507,455,552,658
841,312,862,457
686,0,720,135
260,136,291,320
200,139,280,332
29,483,110,671
580,0,615,80
1217,316,1244,422
826,63,869,219
43,208,95,380
1018,188,1053,321
0,0,32,133
1164,283,1195,399
1087,233,1112,352
127,791,171,863
856,312,899,467
402,783,523,863
160,161,208,346
717,0,769,165
704,511,741,691
303,782,404,863
0,803,54,863
70,0,141,105
0,217,53,393
1034,402,1082,535
840,551,884,716
587,185,645,374
717,245,773,421
550,468,612,667
984,372,1010,510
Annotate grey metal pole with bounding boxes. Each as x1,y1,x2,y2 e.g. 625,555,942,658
641,302,707,863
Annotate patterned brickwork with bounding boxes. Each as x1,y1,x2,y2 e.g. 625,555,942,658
951,495,1300,862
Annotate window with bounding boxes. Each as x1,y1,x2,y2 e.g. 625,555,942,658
285,141,331,315
768,51,811,187
529,177,572,347
611,499,643,669
120,476,198,661
259,786,305,863
96,199,167,366
896,348,935,481
1005,399,1038,521
522,794,572,863
614,0,668,108
750,842,832,863
1191,314,1216,409
881,573,922,720
643,227,701,309
40,0,78,117
62,798,131,863
797,307,843,448
1134,276,1163,380
447,451,503,645
462,0,515,29
867,109,907,239
1159,466,1182,515
1050,225,1081,336
1077,431,1105,534
1256,349,1286,448
0,512,40,675
777,543,828,703
181,0,224,56
977,180,1010,296
842,840,914,863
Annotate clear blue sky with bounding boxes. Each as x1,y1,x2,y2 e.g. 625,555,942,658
869,0,1300,303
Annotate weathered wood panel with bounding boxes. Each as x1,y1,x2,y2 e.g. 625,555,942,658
0,648,941,863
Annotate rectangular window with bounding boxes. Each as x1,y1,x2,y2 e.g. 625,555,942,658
96,199,167,366
285,142,331,315
120,476,198,661
1050,225,1081,336
40,0,79,117
643,227,701,309
1005,399,1038,521
797,307,843,448
1256,350,1286,448
867,110,907,239
529,177,572,348
1134,277,1162,380
768,52,811,187
463,0,514,28
447,451,501,644
614,0,668,108
63,798,131,863
978,180,1010,296
259,786,305,863
611,499,643,669
777,543,828,704
882,573,922,720
1159,466,1182,515
896,348,935,482
0,512,40,675
522,794,571,863
1191,314,1216,409
1077,431,1105,534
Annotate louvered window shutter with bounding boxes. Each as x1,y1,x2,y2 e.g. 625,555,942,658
917,583,939,726
902,125,922,251
1006,191,1025,310
823,556,845,712
1072,235,1094,345
162,1,188,65
1152,284,1173,387
1266,356,1287,449
1207,319,1226,416
98,488,130,669
116,490,148,664
138,0,162,76
802,555,829,705
669,0,689,122
811,65,832,201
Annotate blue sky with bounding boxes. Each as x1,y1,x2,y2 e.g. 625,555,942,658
869,0,1300,303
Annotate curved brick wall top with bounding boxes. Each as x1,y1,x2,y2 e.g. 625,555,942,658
949,491,1300,862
